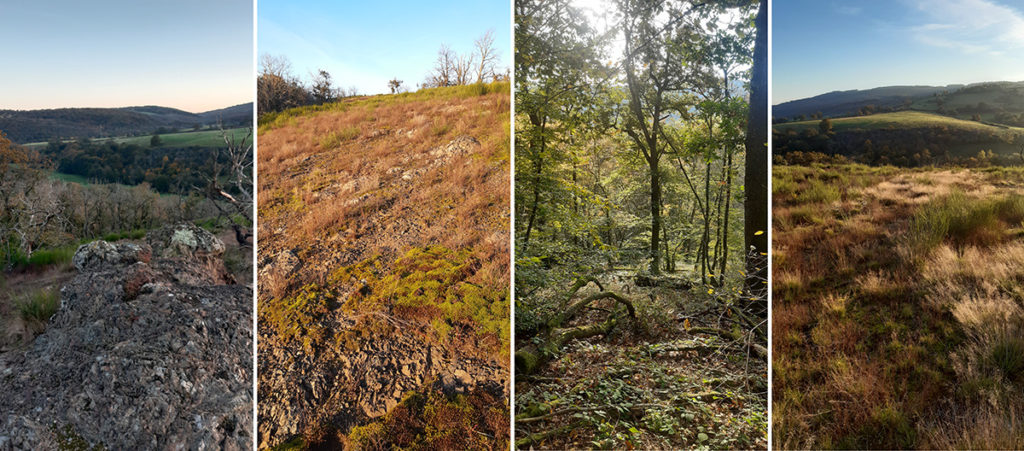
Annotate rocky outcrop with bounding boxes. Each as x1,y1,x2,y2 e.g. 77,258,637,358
258,321,507,448
0,224,252,450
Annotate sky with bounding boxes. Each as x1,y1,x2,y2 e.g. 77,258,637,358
258,0,511,95
0,0,253,113
773,0,1024,103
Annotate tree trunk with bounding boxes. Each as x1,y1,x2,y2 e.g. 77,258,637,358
744,0,769,292
649,160,662,274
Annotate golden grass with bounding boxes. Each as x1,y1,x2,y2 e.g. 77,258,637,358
257,83,511,358
771,164,1024,449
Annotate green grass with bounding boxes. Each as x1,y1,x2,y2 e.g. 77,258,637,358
27,246,76,266
24,128,249,150
102,229,146,242
319,126,360,149
989,336,1024,381
907,191,1024,253
259,81,510,133
775,111,1024,135
16,287,60,323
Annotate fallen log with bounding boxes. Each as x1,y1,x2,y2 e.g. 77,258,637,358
516,277,638,375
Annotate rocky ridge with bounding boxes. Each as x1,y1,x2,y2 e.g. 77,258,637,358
0,223,252,450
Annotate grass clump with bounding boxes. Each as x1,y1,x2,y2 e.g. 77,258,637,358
798,178,841,204
16,287,60,323
319,126,360,149
908,191,1024,253
989,336,1024,382
27,246,75,267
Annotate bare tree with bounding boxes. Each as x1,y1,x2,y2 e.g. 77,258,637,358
199,126,254,246
455,52,476,86
429,44,456,87
257,54,309,115
474,29,499,83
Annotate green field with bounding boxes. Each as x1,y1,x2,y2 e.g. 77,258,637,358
23,127,250,150
774,110,1024,135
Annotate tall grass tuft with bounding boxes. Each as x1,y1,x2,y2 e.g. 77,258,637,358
16,287,60,323
907,192,1024,253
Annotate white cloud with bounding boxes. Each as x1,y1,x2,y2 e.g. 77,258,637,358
908,0,1024,54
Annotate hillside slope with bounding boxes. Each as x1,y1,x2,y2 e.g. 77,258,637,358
774,111,1024,165
0,103,253,143
774,81,1024,125
256,83,510,449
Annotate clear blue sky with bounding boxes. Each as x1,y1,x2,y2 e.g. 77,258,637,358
258,0,511,95
773,0,1024,103
0,0,253,113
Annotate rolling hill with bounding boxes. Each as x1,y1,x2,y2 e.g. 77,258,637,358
0,103,253,144
774,81,1024,125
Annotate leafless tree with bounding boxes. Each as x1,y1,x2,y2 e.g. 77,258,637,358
474,29,499,83
199,126,254,246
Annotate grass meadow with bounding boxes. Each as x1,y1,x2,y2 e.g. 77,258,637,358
773,163,1024,449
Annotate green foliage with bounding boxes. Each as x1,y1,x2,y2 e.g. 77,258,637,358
266,436,306,451
16,287,60,323
262,246,509,355
102,229,146,242
333,246,510,352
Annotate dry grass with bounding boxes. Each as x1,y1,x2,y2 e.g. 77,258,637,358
257,82,510,353
772,164,1024,449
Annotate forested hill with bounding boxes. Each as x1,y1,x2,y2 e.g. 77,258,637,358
0,103,253,143
774,81,1024,123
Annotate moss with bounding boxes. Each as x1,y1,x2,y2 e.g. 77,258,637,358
262,245,509,356
52,424,106,451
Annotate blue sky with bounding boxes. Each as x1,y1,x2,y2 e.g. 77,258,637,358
774,0,1024,103
258,0,511,95
0,0,253,113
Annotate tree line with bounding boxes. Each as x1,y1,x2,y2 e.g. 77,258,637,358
0,128,253,268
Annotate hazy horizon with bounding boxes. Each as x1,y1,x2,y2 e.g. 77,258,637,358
0,0,253,112
774,0,1024,104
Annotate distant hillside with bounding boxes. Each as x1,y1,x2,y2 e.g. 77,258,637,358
774,85,957,120
775,82,1024,124
0,103,253,143
774,110,1024,166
